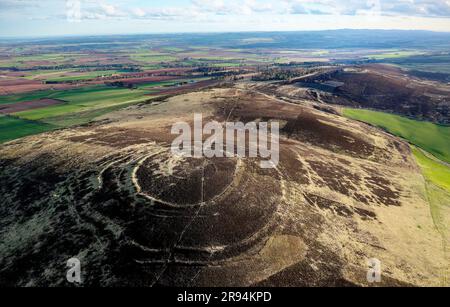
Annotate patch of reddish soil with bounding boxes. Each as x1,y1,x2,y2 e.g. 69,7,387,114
22,61,54,66
0,79,39,86
0,98,66,114
0,71,28,78
0,81,76,95
0,79,47,95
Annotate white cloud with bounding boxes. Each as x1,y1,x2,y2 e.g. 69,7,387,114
2,0,450,21
0,0,43,9
2,0,450,36
131,7,146,18
282,0,450,17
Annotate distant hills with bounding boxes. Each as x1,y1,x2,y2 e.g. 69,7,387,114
2,29,450,51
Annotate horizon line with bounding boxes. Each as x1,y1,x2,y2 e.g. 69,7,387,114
2,28,450,41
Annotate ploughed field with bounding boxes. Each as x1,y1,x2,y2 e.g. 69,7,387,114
0,84,448,286
0,71,220,142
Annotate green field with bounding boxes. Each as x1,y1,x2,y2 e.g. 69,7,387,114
12,86,148,122
130,53,178,63
162,47,185,52
0,85,153,143
0,88,69,105
412,147,450,192
3,53,79,67
218,62,245,67
0,73,205,143
400,64,450,74
343,108,450,164
24,69,74,80
135,80,183,90
383,54,450,74
425,181,450,245
21,69,125,82
311,50,330,56
45,70,120,82
368,50,424,60
412,147,450,248
0,115,55,143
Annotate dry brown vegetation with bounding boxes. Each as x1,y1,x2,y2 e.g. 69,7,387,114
0,83,447,287
259,64,450,124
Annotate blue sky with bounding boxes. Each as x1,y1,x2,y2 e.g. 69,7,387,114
1,0,450,37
